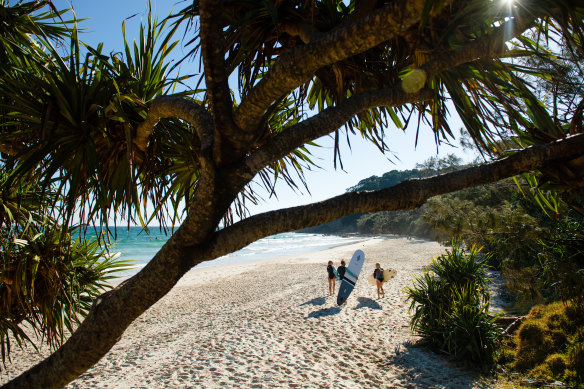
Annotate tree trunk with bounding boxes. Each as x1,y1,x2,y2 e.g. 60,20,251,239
2,232,208,388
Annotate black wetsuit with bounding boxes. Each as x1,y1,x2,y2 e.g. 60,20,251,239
337,265,346,280
327,265,335,279
374,268,384,282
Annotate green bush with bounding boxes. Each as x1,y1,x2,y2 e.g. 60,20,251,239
510,301,584,384
513,321,553,371
0,222,131,362
546,354,568,377
495,347,516,365
405,241,500,364
568,343,584,380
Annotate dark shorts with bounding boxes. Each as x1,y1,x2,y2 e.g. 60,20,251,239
328,274,335,279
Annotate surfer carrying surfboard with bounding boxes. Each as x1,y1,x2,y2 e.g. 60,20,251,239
326,261,336,296
373,263,385,299
337,260,346,280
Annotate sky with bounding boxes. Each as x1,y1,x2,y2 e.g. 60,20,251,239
52,0,474,217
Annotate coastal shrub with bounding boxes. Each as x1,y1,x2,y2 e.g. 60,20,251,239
495,216,584,312
495,346,516,365
536,217,584,307
568,342,584,380
445,284,499,363
546,354,568,377
406,241,499,364
427,242,490,294
510,301,584,384
513,321,553,371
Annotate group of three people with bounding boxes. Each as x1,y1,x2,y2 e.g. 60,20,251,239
326,260,385,299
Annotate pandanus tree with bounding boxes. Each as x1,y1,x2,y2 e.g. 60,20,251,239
1,0,584,387
0,0,133,369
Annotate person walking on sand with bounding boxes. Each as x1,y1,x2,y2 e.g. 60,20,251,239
373,263,385,299
337,259,346,281
326,260,336,296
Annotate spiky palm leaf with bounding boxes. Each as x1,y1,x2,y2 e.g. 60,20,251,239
406,241,499,363
0,217,132,363
0,0,74,64
0,3,196,229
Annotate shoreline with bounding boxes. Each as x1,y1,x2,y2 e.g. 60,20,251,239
1,235,493,388
112,231,371,282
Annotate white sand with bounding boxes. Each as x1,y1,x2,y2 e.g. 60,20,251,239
1,236,493,388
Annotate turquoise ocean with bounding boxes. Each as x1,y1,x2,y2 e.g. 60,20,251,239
104,227,363,279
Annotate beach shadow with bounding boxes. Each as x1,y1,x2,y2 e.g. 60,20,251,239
402,236,436,244
300,297,326,307
379,342,487,388
353,297,382,310
306,307,342,319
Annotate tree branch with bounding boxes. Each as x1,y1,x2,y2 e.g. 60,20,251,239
134,96,214,164
424,13,535,78
245,87,434,175
279,21,321,44
233,0,448,134
0,142,22,157
207,134,584,261
198,0,238,142
133,95,226,245
401,11,537,93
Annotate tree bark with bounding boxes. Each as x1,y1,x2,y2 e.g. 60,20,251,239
198,0,249,162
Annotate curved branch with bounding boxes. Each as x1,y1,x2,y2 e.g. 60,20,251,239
208,134,584,261
245,87,434,175
135,96,214,163
233,0,448,133
134,96,224,245
279,21,321,44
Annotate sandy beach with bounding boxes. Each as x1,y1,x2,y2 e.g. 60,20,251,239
1,236,493,388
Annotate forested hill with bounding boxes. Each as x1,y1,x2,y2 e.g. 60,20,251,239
301,165,454,237
345,169,426,192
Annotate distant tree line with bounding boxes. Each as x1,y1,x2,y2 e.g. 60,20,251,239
301,154,464,238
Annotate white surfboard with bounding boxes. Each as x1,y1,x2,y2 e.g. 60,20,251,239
337,249,365,305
